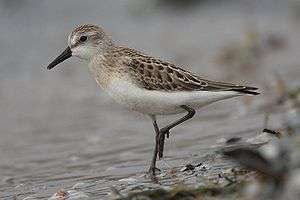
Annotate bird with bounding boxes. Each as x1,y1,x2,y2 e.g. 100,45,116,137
47,24,259,178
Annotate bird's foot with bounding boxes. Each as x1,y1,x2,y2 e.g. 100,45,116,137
147,166,161,182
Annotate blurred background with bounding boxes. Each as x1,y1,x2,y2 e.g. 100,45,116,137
0,0,299,199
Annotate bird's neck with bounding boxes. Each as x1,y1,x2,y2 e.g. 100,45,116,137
88,48,124,89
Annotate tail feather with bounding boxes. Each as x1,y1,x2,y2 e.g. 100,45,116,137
231,87,260,95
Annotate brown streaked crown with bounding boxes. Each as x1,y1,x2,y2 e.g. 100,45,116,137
69,24,111,48
71,24,105,38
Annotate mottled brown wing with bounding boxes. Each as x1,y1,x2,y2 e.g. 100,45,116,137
126,55,259,95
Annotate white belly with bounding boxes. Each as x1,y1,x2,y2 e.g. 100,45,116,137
104,78,241,115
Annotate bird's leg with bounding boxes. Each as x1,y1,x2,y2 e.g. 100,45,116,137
158,105,196,158
148,119,161,178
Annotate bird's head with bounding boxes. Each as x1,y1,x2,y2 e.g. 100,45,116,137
47,24,112,70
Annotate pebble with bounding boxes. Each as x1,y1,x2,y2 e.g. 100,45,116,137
48,189,89,200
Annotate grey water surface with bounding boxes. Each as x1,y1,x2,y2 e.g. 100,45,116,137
0,0,299,199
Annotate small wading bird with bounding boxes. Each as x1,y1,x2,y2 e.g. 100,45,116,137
47,24,259,177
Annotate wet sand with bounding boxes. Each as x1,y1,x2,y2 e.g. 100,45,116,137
0,0,299,199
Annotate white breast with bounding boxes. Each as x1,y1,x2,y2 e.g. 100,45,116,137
104,78,241,115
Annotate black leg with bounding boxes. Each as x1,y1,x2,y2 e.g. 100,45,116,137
148,119,160,178
158,105,196,158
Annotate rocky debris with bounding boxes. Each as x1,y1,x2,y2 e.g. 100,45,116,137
48,189,89,200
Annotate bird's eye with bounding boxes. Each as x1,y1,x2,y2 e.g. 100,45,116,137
79,36,87,42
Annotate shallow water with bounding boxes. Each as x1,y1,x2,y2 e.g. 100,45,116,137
0,0,299,199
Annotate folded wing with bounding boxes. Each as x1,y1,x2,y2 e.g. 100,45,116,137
123,50,259,95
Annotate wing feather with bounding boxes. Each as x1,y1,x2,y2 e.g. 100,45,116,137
119,48,259,95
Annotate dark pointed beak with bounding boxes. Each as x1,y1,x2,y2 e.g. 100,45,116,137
47,47,72,70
